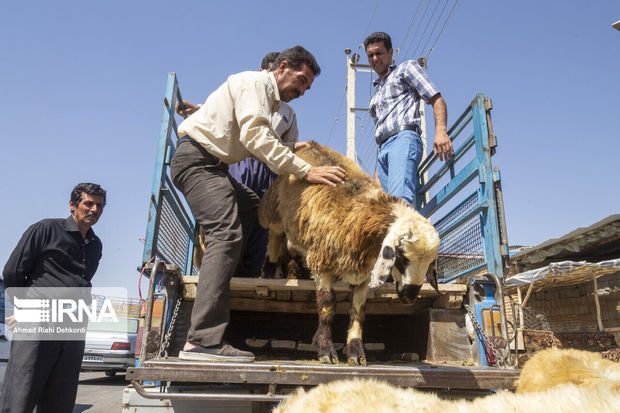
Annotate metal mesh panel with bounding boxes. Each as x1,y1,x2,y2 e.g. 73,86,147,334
433,192,485,281
521,306,552,331
155,192,191,271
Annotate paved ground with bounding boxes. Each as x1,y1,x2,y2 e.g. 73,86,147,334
73,371,129,413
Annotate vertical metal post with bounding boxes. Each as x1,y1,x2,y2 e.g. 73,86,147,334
142,73,179,264
346,57,356,160
139,260,161,367
471,94,505,278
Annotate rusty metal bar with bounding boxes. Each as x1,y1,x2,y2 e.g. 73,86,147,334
127,360,519,390
131,381,287,402
138,259,162,367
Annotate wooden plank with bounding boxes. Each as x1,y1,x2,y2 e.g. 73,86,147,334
229,298,429,315
182,276,465,301
271,340,296,350
432,293,464,309
275,290,292,301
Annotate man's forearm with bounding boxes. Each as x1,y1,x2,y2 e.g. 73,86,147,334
431,95,447,132
429,94,453,161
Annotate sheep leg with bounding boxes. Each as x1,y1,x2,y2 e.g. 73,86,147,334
262,231,285,278
312,277,338,364
345,282,368,366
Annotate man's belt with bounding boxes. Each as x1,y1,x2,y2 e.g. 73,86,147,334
177,136,194,145
378,124,421,145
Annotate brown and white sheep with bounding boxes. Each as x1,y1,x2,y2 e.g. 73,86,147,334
273,348,620,413
258,142,440,365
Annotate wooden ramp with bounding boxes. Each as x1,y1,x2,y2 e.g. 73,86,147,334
182,277,466,315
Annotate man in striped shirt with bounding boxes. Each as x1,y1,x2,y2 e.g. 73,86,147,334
365,32,453,208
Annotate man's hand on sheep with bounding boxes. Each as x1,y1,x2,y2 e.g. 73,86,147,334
293,141,310,152
304,166,347,186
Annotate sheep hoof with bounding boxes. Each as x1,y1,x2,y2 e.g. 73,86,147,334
261,261,279,278
345,341,367,366
318,354,334,364
317,345,339,364
347,356,367,366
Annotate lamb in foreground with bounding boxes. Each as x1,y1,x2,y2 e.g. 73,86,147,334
258,142,439,365
273,348,620,413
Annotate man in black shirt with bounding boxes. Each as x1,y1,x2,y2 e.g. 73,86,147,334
0,182,106,413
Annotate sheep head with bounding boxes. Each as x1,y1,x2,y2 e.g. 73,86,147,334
369,204,439,303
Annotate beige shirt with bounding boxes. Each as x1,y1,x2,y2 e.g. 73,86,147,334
273,101,298,149
178,71,311,178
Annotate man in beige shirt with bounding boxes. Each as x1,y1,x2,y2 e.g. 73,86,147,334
171,46,346,362
177,51,303,278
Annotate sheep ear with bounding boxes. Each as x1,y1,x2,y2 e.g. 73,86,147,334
400,233,418,246
369,245,396,290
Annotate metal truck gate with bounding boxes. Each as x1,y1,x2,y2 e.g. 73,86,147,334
141,74,508,285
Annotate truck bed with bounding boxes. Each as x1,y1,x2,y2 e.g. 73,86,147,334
127,357,519,394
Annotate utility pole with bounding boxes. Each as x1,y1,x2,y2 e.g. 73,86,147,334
417,57,428,161
344,48,372,160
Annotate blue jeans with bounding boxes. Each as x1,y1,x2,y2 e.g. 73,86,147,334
377,130,423,208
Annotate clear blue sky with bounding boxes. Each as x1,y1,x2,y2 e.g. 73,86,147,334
1,1,619,298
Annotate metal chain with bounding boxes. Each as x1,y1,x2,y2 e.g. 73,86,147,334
160,296,182,358
464,303,507,368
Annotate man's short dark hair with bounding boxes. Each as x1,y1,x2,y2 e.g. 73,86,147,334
261,51,280,70
71,183,107,206
364,32,392,51
272,46,321,76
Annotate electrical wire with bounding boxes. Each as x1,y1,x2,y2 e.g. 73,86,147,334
418,0,450,60
331,0,382,148
326,89,347,146
403,0,433,60
409,0,442,60
361,0,382,41
425,0,463,60
398,0,427,59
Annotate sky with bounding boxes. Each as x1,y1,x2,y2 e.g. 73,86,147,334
1,1,619,299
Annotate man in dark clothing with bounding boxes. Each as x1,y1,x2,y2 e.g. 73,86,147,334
0,182,106,413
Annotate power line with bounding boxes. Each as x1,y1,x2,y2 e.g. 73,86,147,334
409,0,442,60
398,0,427,58
403,0,433,60
361,0,382,42
329,0,381,147
425,0,462,60
418,0,451,60
326,88,347,146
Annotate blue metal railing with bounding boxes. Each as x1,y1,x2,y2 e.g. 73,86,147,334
142,73,197,275
418,94,509,283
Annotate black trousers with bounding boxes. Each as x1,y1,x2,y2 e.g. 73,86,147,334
0,340,85,413
170,140,260,347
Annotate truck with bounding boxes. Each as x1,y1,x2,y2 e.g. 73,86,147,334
122,72,519,412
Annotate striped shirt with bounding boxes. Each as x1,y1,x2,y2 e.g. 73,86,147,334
369,61,439,145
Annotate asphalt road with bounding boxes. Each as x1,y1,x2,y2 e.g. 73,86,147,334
73,371,129,413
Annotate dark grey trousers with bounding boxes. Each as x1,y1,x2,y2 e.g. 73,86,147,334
0,340,85,413
170,140,260,347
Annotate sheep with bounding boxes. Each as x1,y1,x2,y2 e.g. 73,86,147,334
516,347,620,392
258,142,440,365
273,348,620,413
